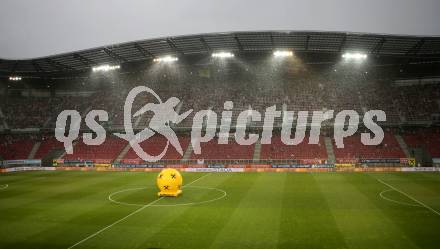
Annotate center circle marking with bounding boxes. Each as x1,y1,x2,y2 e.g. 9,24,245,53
108,186,227,207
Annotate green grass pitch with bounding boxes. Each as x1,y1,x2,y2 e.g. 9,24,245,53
1,171,440,249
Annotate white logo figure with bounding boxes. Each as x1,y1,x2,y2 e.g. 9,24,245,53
114,86,192,162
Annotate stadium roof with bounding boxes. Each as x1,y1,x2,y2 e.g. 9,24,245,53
1,31,439,74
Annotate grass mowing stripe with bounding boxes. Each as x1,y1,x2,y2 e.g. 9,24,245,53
0,171,79,188
67,173,211,249
2,172,440,249
0,172,152,249
0,171,111,209
391,173,440,197
0,171,128,218
317,173,420,249
378,179,440,216
278,173,347,249
17,172,160,249
125,173,237,249
209,173,283,249
349,173,439,249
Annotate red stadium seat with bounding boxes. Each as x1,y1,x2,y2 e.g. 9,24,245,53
403,131,440,157
63,135,126,161
34,137,65,159
124,134,190,160
190,137,255,160
0,136,34,160
333,132,405,160
260,135,327,160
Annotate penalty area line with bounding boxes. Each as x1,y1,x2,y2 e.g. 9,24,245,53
67,173,211,249
378,179,440,216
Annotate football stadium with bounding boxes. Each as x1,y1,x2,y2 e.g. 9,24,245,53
1,1,440,249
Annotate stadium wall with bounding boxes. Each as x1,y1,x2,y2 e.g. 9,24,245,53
2,165,439,174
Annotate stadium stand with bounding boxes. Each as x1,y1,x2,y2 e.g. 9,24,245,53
0,32,439,165
190,137,255,161
34,135,65,159
63,135,126,162
0,96,88,129
332,132,406,161
2,74,438,130
403,129,440,157
123,134,190,161
0,134,35,160
260,134,327,160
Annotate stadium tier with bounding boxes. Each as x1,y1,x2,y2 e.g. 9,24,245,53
1,77,440,129
34,136,64,159
1,129,439,166
0,134,34,160
403,129,440,157
0,31,439,166
260,135,327,160
62,135,127,162
190,137,255,161
122,134,191,163
332,132,406,161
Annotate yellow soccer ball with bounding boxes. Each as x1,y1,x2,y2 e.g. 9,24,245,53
156,168,183,197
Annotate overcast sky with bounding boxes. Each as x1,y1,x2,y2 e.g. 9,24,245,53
1,0,439,59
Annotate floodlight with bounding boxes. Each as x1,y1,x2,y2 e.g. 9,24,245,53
153,56,178,63
273,50,293,57
212,52,235,58
342,52,367,60
92,64,120,72
9,76,22,81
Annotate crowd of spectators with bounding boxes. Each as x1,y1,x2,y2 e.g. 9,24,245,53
0,96,88,129
1,66,439,130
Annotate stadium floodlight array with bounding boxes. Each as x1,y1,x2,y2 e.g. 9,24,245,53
273,50,293,57
153,56,179,63
9,76,22,81
211,52,235,58
92,64,120,72
342,52,367,60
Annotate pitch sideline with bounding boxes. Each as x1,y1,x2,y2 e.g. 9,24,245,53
378,179,440,216
67,173,211,249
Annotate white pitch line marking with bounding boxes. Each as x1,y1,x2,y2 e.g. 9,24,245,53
108,185,227,207
379,189,422,207
0,184,8,190
378,179,440,216
67,173,211,249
